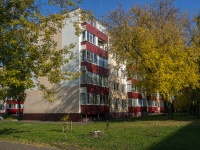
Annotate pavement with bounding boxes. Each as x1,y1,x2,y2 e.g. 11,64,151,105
0,141,57,150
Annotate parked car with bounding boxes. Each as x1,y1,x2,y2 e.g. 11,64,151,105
0,116,4,121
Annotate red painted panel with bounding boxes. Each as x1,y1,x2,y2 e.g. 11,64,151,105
81,62,109,76
81,41,108,58
7,100,24,104
127,92,143,99
148,107,158,112
128,106,147,113
83,23,108,42
160,107,164,112
7,109,23,114
81,105,109,114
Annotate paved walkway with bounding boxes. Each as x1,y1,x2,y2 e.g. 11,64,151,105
0,141,57,150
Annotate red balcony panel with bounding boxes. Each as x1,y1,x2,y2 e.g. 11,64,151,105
81,105,109,114
148,107,158,113
128,106,147,113
80,84,109,95
7,100,24,104
81,62,109,76
127,92,143,99
160,107,164,112
86,84,109,95
81,42,108,58
83,22,108,42
6,109,23,114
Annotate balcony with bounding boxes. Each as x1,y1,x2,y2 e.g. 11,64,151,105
81,105,109,115
81,22,108,42
81,41,108,58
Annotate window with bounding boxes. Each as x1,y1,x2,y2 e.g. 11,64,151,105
152,101,157,106
128,98,132,106
97,95,100,104
87,31,89,42
81,93,87,104
16,104,23,109
114,82,119,91
99,76,102,86
105,95,109,105
105,77,108,87
143,100,147,107
100,95,104,105
89,34,93,43
99,57,104,67
133,99,138,106
93,94,98,104
122,100,126,109
81,72,86,83
87,32,96,45
0,104,4,110
94,54,97,64
81,50,86,61
114,67,118,76
87,51,93,63
96,75,99,85
132,84,138,92
127,84,132,92
160,101,164,107
114,99,119,110
121,69,126,79
20,104,24,109
88,93,93,104
148,100,152,107
138,99,142,106
104,59,108,68
121,84,126,93
127,84,138,92
9,104,15,109
82,31,86,41
93,74,97,85
87,72,93,84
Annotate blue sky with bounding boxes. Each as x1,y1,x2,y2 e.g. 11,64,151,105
40,0,200,18
80,0,200,18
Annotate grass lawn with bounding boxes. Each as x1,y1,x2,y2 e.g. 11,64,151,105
0,114,200,150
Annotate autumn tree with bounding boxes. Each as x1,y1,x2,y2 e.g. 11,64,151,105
0,0,87,118
104,0,200,119
175,14,200,117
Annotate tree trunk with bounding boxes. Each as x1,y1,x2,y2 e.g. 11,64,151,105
197,100,200,118
167,102,173,120
17,99,22,120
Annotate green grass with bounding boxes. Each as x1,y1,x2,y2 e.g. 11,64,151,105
0,114,200,150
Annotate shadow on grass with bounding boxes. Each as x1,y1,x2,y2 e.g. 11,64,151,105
0,128,30,135
108,113,199,123
148,120,200,150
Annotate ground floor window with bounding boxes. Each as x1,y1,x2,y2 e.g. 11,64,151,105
114,99,120,110
122,99,126,109
0,104,4,110
80,93,109,105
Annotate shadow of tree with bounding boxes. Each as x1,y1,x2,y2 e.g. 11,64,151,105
147,120,200,150
0,128,30,135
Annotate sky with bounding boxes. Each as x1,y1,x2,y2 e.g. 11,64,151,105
79,0,200,18
40,0,200,19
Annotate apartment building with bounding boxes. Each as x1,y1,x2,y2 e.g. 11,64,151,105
21,9,109,121
3,8,162,121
